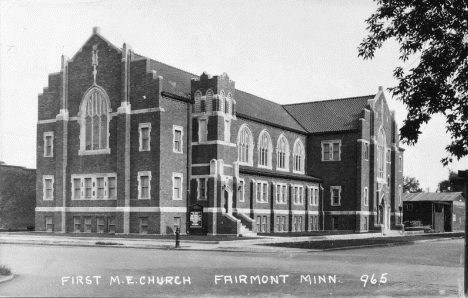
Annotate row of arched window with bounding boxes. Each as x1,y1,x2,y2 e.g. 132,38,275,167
194,89,235,115
237,124,305,173
78,88,306,175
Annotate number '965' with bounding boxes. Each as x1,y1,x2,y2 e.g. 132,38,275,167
360,273,387,287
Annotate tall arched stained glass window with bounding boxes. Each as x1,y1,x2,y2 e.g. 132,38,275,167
79,87,110,154
378,128,386,179
226,93,233,114
206,89,213,112
293,139,305,173
219,90,225,113
258,130,272,168
237,125,253,165
194,90,202,113
277,135,289,170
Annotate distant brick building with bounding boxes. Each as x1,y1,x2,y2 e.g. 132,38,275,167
0,163,36,230
35,28,404,235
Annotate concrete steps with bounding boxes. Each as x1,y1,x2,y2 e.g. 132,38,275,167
382,229,405,236
239,224,257,237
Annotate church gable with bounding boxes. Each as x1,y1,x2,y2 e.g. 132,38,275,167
67,28,123,116
368,88,392,121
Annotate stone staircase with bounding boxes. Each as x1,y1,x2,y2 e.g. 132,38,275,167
233,211,257,237
382,229,405,236
239,223,257,237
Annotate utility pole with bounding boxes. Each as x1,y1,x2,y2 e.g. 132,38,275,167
458,170,468,295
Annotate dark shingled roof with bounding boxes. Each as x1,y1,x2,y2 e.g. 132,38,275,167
134,50,368,134
283,95,375,133
403,192,465,202
85,32,377,134
148,59,198,98
235,90,306,132
136,54,306,132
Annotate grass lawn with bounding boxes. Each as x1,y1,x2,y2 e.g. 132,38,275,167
263,233,465,250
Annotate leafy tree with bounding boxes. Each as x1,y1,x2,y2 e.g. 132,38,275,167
438,180,451,192
438,169,457,191
403,176,423,193
358,1,468,165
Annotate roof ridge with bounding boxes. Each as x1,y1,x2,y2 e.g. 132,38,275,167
283,94,376,107
235,89,308,131
113,38,366,134
130,49,200,78
0,164,35,170
147,57,199,78
235,89,282,106
139,56,292,107
282,107,309,132
135,50,317,115
71,31,122,61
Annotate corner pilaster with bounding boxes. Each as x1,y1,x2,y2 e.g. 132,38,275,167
55,55,69,233
117,42,132,234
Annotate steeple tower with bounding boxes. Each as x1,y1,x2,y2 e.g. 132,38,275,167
190,72,239,235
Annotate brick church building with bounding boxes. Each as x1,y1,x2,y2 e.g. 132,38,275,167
35,28,404,235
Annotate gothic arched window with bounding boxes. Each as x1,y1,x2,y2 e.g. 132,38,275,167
378,128,386,179
194,90,202,113
258,130,272,168
226,93,233,114
237,125,253,165
79,87,110,155
219,90,225,113
276,135,289,170
206,89,213,112
293,139,305,173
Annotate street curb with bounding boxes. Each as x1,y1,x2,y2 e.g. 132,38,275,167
177,248,309,254
311,241,415,251
0,235,222,245
413,237,463,244
0,240,309,254
0,240,283,254
0,235,463,254
0,240,181,250
0,274,14,285
177,241,418,253
263,236,463,252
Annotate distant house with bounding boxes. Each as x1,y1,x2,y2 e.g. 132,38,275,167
0,163,36,230
403,192,465,232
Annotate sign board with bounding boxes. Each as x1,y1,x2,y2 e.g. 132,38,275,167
190,211,203,228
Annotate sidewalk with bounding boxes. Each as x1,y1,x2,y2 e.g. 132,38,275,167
0,231,463,253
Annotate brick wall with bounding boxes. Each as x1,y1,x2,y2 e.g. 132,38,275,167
231,117,307,171
0,165,36,230
158,96,189,234
35,29,405,235
308,131,359,213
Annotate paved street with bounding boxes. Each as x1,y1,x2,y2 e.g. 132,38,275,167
0,239,463,297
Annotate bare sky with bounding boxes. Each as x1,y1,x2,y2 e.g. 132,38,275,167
1,0,466,191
